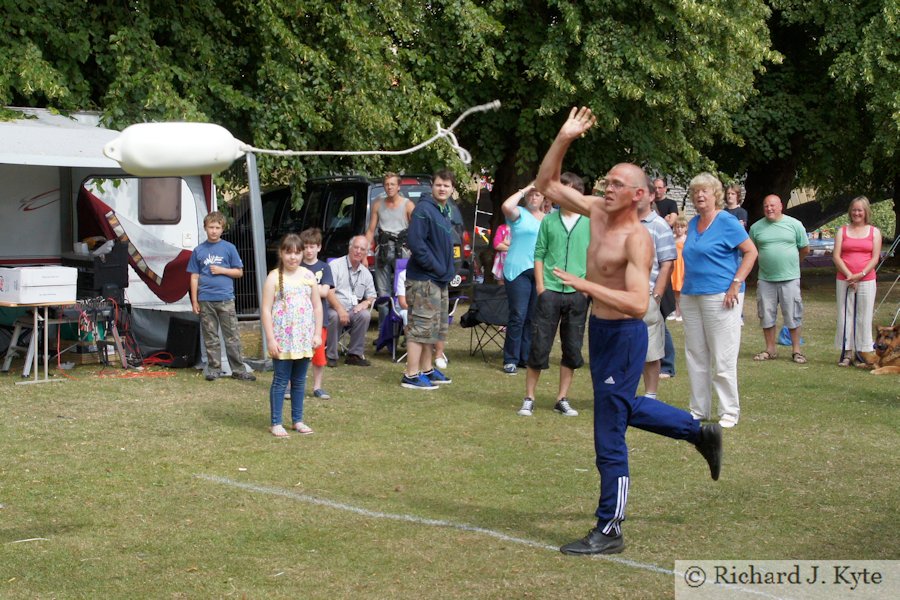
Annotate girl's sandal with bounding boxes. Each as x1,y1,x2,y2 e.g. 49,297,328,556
837,355,852,367
270,424,290,438
293,422,314,435
753,350,777,361
792,352,808,364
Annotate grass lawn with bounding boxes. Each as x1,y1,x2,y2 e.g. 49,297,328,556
1,271,897,599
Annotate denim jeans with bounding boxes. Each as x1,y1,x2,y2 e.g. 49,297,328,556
270,358,311,425
374,245,408,326
503,268,537,366
661,325,676,376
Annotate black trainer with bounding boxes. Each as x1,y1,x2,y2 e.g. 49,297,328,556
205,371,220,381
231,371,257,382
560,528,624,555
695,423,723,481
345,354,371,367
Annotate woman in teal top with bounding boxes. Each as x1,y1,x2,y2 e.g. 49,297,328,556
500,184,545,374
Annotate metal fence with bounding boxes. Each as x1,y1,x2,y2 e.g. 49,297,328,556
223,195,260,318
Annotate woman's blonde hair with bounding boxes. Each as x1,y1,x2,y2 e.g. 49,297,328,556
847,196,872,224
689,172,725,209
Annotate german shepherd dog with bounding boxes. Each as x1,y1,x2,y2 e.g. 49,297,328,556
870,325,900,375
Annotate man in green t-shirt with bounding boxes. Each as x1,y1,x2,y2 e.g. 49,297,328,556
517,172,591,418
749,195,810,364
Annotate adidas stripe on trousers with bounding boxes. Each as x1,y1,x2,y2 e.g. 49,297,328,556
588,317,701,536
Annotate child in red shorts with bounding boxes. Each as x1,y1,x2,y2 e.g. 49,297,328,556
300,228,335,399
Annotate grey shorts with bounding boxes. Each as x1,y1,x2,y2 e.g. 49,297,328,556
642,297,665,362
406,279,449,344
757,279,803,329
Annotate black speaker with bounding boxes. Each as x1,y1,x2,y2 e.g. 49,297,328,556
165,316,200,368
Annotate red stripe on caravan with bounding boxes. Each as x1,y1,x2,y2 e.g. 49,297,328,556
202,175,213,210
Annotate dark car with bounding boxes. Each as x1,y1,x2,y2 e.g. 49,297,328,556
249,175,471,292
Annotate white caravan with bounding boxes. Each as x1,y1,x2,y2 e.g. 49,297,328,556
0,107,215,311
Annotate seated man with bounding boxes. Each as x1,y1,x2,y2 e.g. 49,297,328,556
326,235,377,367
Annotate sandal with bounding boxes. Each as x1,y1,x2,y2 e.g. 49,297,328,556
792,352,807,364
837,354,852,367
270,424,289,438
753,350,777,361
292,422,314,435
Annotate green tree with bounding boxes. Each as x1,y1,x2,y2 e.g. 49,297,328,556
714,0,899,228
4,0,801,233
0,0,502,190
447,0,776,224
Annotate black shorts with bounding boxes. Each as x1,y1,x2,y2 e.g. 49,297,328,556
527,290,589,370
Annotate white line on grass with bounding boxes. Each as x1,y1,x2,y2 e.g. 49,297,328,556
195,473,785,598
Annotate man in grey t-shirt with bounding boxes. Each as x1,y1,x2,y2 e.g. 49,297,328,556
366,172,415,325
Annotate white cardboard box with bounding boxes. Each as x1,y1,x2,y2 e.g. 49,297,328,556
0,266,78,304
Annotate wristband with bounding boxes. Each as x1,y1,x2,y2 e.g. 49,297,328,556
732,278,742,284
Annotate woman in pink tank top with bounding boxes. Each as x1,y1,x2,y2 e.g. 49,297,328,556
832,196,883,366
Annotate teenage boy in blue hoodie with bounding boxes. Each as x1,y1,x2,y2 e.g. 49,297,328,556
401,169,457,390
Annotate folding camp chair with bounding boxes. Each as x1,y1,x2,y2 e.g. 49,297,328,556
460,284,508,362
373,258,408,362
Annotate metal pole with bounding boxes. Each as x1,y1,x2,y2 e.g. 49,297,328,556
244,152,269,359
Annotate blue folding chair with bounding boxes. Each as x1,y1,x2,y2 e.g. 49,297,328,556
373,258,408,362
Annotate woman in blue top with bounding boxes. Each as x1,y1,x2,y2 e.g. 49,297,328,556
681,173,757,428
500,184,545,374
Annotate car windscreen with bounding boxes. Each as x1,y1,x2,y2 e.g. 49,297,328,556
369,184,432,204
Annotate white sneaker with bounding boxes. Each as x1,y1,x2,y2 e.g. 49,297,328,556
435,353,448,370
666,314,676,321
517,398,534,416
554,399,579,416
719,415,738,428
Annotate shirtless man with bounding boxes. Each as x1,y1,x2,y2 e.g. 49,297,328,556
536,107,723,556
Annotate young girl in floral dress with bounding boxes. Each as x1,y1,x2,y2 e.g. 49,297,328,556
261,234,323,437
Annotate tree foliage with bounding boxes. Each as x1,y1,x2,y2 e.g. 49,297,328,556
449,0,776,204
0,0,503,191
714,0,899,225
1,0,893,230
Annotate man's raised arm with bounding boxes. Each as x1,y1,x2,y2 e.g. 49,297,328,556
536,107,597,217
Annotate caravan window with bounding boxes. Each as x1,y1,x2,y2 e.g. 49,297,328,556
139,178,182,224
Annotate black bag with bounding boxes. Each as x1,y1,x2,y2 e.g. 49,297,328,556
460,305,480,328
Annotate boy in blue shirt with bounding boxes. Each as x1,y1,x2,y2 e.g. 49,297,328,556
188,211,256,381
